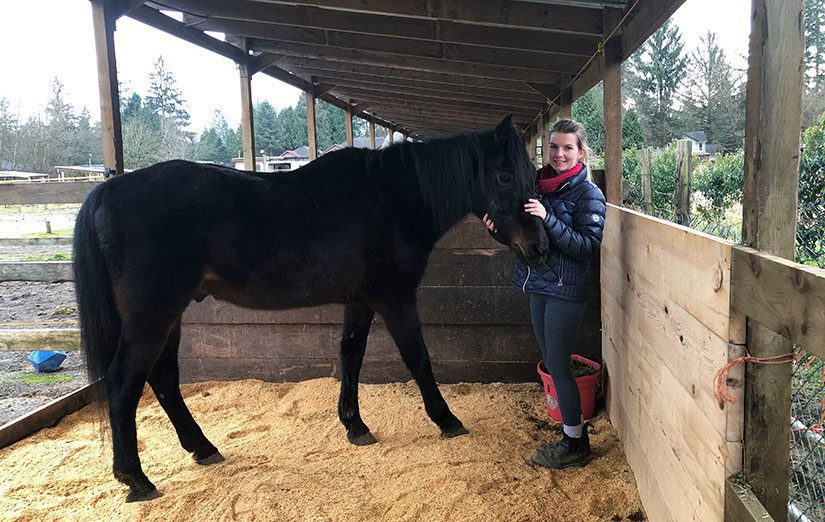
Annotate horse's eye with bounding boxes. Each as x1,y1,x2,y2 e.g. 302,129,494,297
497,173,512,185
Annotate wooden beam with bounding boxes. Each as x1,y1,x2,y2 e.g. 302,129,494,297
725,477,772,522
558,87,572,119
0,261,73,283
160,0,603,35
675,139,692,225
369,119,376,149
235,38,256,171
0,329,80,351
250,39,573,84
731,246,825,360
307,89,317,160
328,84,540,112
639,148,652,214
194,14,600,57
114,0,145,18
249,52,281,75
345,103,354,146
740,2,805,519
0,181,99,205
91,0,124,176
602,8,622,205
0,382,102,450
127,5,246,63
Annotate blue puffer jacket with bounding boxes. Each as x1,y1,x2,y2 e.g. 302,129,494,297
511,164,606,302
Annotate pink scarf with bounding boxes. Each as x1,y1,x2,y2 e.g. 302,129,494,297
536,162,584,194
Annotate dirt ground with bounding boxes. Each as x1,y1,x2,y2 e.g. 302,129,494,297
0,378,645,521
0,281,84,426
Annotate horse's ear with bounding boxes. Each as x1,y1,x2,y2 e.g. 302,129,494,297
494,114,515,143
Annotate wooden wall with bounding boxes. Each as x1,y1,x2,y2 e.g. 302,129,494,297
179,216,603,384
601,205,746,521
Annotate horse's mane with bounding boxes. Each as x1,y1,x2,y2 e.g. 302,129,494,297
375,124,532,234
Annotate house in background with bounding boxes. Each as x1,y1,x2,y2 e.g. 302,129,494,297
232,146,311,172
683,131,722,158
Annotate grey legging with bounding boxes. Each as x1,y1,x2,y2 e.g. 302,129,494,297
530,293,587,426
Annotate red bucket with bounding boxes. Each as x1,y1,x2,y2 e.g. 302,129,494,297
537,355,602,422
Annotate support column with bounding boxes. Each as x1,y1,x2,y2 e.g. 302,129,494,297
91,0,123,176
602,8,623,205
345,103,354,147
306,89,317,160
559,88,572,119
387,124,394,146
237,40,256,171
741,1,804,519
369,118,376,150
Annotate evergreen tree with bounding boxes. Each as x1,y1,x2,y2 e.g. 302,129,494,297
626,19,688,147
253,100,282,154
123,116,162,169
146,56,190,127
803,0,825,127
0,97,19,167
226,124,243,159
681,32,745,151
194,127,230,165
45,78,78,168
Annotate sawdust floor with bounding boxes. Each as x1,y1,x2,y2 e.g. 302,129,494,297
0,378,645,521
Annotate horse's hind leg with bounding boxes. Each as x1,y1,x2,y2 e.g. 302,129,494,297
147,318,223,464
378,301,468,438
338,302,376,445
107,320,172,502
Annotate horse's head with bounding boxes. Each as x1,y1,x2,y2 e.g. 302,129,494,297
474,115,548,265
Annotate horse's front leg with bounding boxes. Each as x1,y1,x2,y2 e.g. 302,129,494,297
338,302,376,445
378,300,468,438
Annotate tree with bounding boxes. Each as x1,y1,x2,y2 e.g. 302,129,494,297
0,97,19,167
123,116,162,169
194,127,231,165
253,100,282,155
680,32,745,151
145,56,190,127
625,19,688,147
803,0,825,127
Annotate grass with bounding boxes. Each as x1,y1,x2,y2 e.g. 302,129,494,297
21,229,73,238
18,373,74,385
53,305,76,315
16,253,72,261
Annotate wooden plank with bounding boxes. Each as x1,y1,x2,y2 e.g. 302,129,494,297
0,181,99,205
0,261,73,283
91,0,124,177
740,2,805,518
161,0,603,36
725,477,774,522
0,382,101,450
604,205,745,344
638,148,652,214
675,139,692,225
179,356,538,384
0,329,80,352
234,38,257,171
731,246,825,359
344,104,353,146
306,89,317,161
179,323,536,362
368,119,376,149
602,8,622,206
328,86,538,115
0,237,73,247
251,39,570,84
182,287,532,325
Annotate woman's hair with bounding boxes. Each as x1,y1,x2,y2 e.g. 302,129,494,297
550,118,592,169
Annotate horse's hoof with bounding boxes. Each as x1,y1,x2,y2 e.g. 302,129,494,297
195,450,225,465
348,431,378,446
442,424,470,438
126,486,162,503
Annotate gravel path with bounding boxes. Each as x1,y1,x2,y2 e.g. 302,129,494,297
0,281,86,427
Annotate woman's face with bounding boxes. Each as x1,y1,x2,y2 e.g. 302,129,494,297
547,132,584,173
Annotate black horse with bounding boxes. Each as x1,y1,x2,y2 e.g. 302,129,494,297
74,115,547,502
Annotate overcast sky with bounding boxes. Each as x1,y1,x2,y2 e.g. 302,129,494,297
0,0,751,133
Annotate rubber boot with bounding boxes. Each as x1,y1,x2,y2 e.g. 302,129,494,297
530,430,590,469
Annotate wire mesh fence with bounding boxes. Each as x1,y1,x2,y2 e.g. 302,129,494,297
619,144,824,521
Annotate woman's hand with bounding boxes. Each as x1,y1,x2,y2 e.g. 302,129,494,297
482,213,497,233
524,199,548,220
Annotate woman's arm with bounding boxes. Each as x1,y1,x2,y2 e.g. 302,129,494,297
543,189,606,260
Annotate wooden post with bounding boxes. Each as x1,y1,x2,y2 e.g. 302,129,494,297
639,148,652,214
740,1,805,519
237,46,256,171
90,0,124,176
387,124,394,146
369,118,376,150
529,126,538,168
537,112,545,167
675,140,692,225
602,8,623,205
542,116,551,166
559,88,572,119
306,89,317,160
345,103,354,147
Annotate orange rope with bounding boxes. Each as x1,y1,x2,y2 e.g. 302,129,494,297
714,351,795,404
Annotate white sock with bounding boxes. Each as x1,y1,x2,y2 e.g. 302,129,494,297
563,423,583,439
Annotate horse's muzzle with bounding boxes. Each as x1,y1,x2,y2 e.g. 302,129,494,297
512,242,547,266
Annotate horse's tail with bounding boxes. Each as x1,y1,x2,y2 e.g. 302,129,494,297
73,185,120,401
